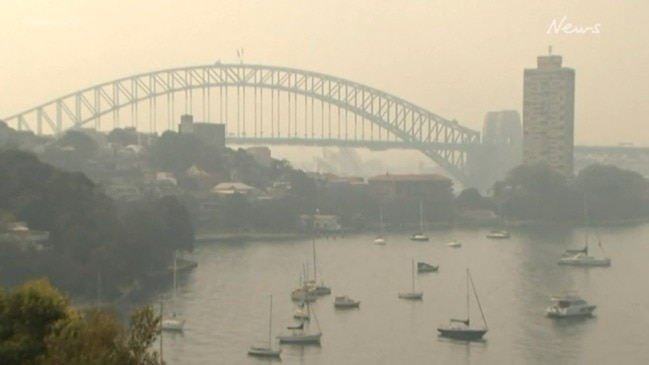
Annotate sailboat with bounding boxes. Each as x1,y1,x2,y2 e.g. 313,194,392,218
248,295,282,357
398,259,423,300
486,201,510,239
410,201,429,241
293,300,311,320
437,269,488,341
374,207,386,245
558,198,611,267
307,239,331,295
161,251,186,331
278,300,322,344
290,271,317,303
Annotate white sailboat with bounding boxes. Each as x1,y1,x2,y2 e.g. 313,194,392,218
307,239,331,295
278,301,322,344
410,201,429,241
161,251,185,331
374,207,386,245
248,295,282,357
398,259,423,300
293,300,311,320
486,201,510,239
558,198,611,267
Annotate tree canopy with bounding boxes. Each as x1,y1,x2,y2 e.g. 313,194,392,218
0,279,163,365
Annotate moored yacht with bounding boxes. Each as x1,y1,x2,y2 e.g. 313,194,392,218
486,230,510,239
410,201,429,242
558,252,611,267
333,295,361,308
417,262,439,273
410,233,430,242
546,291,596,318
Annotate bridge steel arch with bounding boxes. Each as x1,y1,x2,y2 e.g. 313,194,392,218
2,63,482,183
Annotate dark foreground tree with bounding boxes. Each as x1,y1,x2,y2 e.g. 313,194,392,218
0,279,164,365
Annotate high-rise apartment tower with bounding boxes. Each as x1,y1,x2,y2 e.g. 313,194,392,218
523,51,575,176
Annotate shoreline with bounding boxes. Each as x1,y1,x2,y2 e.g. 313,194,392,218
195,231,311,243
195,217,649,242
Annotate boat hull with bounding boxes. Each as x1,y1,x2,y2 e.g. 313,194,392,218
437,327,487,341
248,346,282,357
334,302,360,308
277,332,322,344
557,257,611,267
410,236,429,242
546,305,596,318
312,286,331,296
486,232,510,239
161,318,185,331
417,263,439,273
398,292,423,300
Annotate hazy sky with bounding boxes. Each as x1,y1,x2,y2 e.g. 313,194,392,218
1,0,648,146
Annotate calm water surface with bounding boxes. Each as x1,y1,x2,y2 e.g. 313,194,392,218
161,223,649,365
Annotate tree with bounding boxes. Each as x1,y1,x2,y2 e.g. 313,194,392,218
574,164,649,221
149,131,202,174
0,279,164,365
456,187,485,211
502,163,576,220
43,307,163,365
107,128,138,147
0,279,71,365
55,130,98,159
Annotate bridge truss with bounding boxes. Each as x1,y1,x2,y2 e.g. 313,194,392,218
2,63,482,182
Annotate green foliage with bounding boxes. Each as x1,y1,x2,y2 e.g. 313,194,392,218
149,131,201,174
44,306,163,365
107,128,138,147
117,196,195,274
0,149,194,300
574,164,649,221
195,145,226,175
457,188,483,206
55,131,97,159
0,279,163,365
0,279,71,365
496,163,649,222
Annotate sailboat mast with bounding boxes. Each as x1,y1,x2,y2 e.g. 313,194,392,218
97,271,101,307
268,295,273,347
312,239,317,282
469,270,488,329
380,207,384,234
172,251,177,310
419,201,424,231
466,268,470,321
412,259,416,292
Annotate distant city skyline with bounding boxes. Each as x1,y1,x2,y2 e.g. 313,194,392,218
1,0,648,146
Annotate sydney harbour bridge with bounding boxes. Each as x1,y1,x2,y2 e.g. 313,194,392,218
3,63,648,185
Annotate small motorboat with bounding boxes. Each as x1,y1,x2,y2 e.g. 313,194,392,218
447,240,461,248
486,230,510,239
417,262,439,273
410,233,429,242
546,291,596,318
333,295,360,309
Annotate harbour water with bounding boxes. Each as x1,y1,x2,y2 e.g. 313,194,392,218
161,223,649,364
